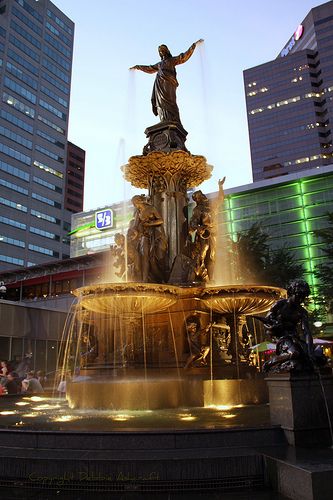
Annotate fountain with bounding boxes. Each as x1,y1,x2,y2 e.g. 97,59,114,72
2,41,332,500
62,40,286,412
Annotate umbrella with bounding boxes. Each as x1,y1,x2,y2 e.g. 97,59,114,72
250,342,276,352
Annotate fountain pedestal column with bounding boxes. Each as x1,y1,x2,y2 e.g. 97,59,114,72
265,372,333,446
123,150,212,278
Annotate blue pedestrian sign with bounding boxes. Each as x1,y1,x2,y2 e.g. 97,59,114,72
95,209,113,230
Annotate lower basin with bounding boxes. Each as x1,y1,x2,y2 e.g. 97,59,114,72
0,393,270,431
66,377,268,410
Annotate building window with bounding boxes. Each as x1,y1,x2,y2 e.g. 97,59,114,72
0,178,29,195
37,114,65,135
43,45,70,71
42,58,69,83
0,254,24,265
0,196,27,212
33,175,62,193
35,144,64,163
0,141,31,165
3,92,35,119
10,19,41,49
0,124,33,149
12,6,42,36
33,160,63,178
32,192,61,209
41,70,69,95
31,209,60,225
1,109,34,134
30,226,60,241
39,99,66,121
6,61,38,90
4,76,37,104
36,129,65,149
0,235,25,248
45,21,71,47
0,215,26,230
8,48,39,75
40,85,68,108
9,34,40,62
0,159,30,181
28,243,59,257
47,9,72,35
44,32,71,58
16,0,43,23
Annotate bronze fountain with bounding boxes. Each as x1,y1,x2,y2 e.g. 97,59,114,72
66,41,286,410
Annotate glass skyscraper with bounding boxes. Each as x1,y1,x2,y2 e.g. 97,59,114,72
244,0,333,182
0,0,79,271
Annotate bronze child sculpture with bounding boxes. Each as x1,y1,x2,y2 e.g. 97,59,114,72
255,279,326,373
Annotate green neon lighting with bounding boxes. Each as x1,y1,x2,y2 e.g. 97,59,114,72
67,222,95,236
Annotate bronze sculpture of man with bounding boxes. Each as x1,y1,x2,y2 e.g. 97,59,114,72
130,40,203,126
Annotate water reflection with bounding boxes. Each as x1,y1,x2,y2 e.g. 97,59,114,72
0,396,270,431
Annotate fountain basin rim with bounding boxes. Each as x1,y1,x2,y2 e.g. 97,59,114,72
73,282,181,298
200,284,286,295
74,283,286,298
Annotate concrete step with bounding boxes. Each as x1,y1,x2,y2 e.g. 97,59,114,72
263,445,333,500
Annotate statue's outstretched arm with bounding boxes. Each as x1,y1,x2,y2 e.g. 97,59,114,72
175,39,204,65
129,64,158,74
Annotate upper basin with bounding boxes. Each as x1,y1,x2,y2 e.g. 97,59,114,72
200,285,286,315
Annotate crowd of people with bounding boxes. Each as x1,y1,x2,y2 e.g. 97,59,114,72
0,358,46,395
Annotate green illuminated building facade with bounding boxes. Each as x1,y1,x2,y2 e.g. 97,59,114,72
222,164,333,291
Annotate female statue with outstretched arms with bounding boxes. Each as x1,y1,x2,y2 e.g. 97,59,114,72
130,40,204,126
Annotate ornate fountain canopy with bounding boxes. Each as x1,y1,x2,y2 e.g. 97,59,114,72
200,285,287,315
122,150,213,189
74,282,179,315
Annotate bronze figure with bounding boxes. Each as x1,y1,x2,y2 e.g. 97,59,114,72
257,279,326,373
111,233,126,279
130,40,203,126
187,178,225,282
129,194,168,283
184,314,212,369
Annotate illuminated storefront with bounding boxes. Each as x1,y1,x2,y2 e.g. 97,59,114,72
70,200,133,258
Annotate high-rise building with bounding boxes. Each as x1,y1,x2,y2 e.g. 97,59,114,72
244,0,333,182
0,0,83,271
65,141,85,213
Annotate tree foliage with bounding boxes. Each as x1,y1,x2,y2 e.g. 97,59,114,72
229,222,304,288
313,212,333,313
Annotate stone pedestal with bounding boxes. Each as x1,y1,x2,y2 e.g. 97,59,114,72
265,372,333,446
143,121,188,155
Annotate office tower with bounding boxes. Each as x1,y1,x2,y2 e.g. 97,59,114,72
65,141,85,213
0,0,81,270
244,0,333,182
